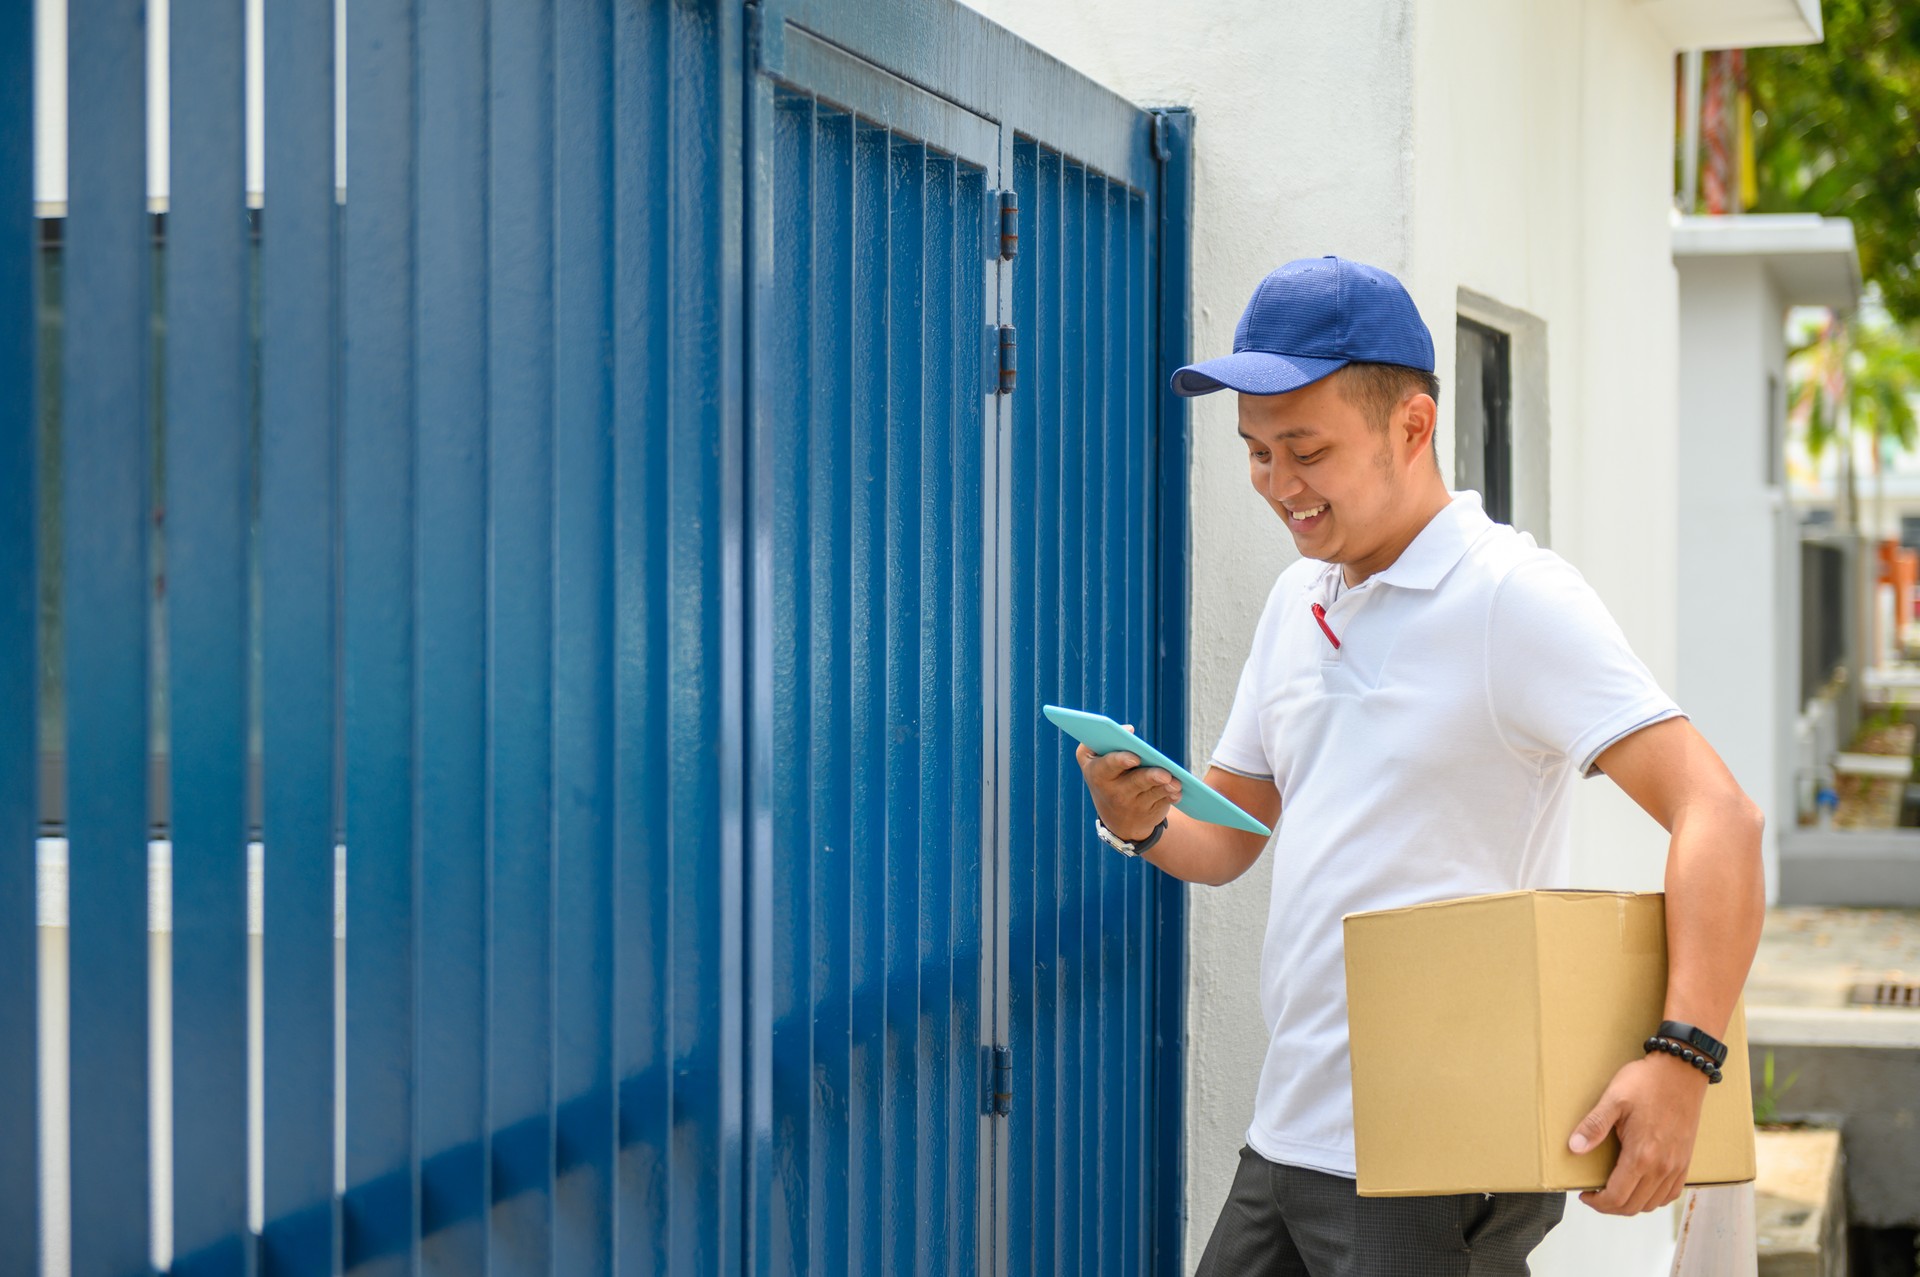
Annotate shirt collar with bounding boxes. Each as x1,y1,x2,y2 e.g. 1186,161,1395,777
1315,491,1494,597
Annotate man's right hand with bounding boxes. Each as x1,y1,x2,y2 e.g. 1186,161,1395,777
1074,725,1182,842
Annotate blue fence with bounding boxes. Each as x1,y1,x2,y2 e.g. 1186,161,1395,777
3,1,1193,1273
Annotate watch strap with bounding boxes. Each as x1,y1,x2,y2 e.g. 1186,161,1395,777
1095,817,1167,857
1656,1020,1729,1068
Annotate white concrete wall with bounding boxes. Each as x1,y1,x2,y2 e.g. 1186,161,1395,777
1675,256,1790,900
956,1,1690,1272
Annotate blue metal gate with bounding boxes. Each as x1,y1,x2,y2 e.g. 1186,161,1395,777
1,1,1193,1274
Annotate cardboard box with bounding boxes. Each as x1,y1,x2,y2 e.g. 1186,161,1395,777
1343,890,1756,1197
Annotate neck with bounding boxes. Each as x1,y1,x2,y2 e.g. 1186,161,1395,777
1341,480,1454,587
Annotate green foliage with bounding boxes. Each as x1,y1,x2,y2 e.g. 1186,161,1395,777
1788,307,1920,462
1752,1050,1802,1127
1749,1,1920,324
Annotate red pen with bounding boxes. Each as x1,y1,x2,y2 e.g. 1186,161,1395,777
1311,602,1341,649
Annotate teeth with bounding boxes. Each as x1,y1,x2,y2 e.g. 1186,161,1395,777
1290,505,1327,521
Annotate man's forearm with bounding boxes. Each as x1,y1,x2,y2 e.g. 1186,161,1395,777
1660,793,1766,1038
1141,809,1268,886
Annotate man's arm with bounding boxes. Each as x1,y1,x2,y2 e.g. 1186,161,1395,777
1073,743,1279,886
1569,716,1766,1215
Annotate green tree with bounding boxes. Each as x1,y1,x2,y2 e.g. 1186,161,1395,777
1749,1,1920,323
1789,304,1920,527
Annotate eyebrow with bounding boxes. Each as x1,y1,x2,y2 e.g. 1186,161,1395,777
1237,426,1323,442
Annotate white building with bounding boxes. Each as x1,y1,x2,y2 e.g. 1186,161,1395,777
1673,213,1859,903
956,1,1825,1273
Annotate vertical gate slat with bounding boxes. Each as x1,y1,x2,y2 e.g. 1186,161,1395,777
763,88,815,1277
1003,138,1035,1277
486,0,556,1267
551,0,615,1270
1120,185,1147,1277
165,0,253,1267
808,104,854,1277
342,0,418,1266
917,147,953,1277
950,163,987,1277
0,0,37,1262
881,132,922,1277
1087,172,1115,1277
611,0,669,1266
1031,141,1063,1277
846,118,887,1277
258,0,342,1263
260,0,342,1264
412,0,492,1256
1060,156,1087,1277
62,0,153,1269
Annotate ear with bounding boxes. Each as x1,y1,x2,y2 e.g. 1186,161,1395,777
1398,392,1438,464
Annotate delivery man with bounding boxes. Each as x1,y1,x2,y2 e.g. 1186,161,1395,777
1075,256,1766,1275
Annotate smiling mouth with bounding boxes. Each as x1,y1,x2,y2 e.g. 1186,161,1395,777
1288,504,1328,522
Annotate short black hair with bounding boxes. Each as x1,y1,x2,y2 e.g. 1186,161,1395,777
1335,362,1441,430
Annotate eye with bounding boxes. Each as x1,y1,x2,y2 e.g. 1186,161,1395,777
1293,449,1325,464
1248,448,1270,462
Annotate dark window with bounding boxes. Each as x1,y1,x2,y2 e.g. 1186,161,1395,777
1455,316,1512,524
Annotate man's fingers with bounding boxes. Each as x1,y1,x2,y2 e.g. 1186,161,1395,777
1569,1094,1622,1157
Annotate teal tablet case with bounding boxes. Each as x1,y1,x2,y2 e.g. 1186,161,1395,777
1042,704,1273,837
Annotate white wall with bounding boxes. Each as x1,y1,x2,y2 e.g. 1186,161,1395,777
956,1,1689,1272
1675,256,1790,899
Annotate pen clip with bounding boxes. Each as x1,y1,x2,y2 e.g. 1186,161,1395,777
1311,602,1341,650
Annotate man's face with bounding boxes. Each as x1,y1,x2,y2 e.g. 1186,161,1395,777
1236,373,1424,569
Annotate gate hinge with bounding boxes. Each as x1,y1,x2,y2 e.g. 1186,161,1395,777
997,189,1019,260
988,1045,1012,1117
996,324,1016,395
1151,111,1170,162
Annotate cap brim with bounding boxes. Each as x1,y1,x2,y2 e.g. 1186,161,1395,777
1169,350,1349,398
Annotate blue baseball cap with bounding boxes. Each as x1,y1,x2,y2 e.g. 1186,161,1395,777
1171,256,1435,397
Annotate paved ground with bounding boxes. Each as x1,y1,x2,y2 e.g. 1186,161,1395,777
1748,907,1920,1008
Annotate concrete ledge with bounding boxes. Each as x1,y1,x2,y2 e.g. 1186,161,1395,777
1779,831,1920,907
1751,1006,1920,1050
1755,1126,1846,1277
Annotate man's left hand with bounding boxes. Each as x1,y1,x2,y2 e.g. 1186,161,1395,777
1567,1053,1708,1215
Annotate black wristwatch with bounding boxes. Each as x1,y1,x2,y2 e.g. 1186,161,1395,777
1654,1020,1729,1068
1095,817,1167,858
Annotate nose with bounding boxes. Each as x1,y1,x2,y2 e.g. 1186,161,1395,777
1265,456,1304,503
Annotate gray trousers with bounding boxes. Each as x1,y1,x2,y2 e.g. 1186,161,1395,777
1194,1146,1567,1277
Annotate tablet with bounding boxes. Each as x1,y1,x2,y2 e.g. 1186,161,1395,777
1042,705,1273,837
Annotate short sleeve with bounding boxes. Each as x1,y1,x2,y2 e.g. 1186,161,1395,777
1486,554,1686,777
1210,569,1301,780
1211,647,1272,779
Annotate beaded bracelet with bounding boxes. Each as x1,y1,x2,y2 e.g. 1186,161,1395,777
1643,1034,1724,1084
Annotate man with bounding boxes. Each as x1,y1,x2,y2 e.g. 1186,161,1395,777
1075,257,1765,1275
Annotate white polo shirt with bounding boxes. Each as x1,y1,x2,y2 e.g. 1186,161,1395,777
1210,491,1684,1177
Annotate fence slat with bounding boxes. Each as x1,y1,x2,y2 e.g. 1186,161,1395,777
610,0,669,1267
342,0,417,1268
486,0,556,1266
0,0,38,1265
62,0,153,1269
915,147,955,1277
761,88,815,1277
806,103,855,1277
164,0,253,1268
847,119,887,1277
551,0,615,1270
259,0,341,1263
413,0,490,1265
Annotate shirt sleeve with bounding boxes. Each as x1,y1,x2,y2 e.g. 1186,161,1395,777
1485,554,1686,777
1210,574,1292,780
1211,651,1272,779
